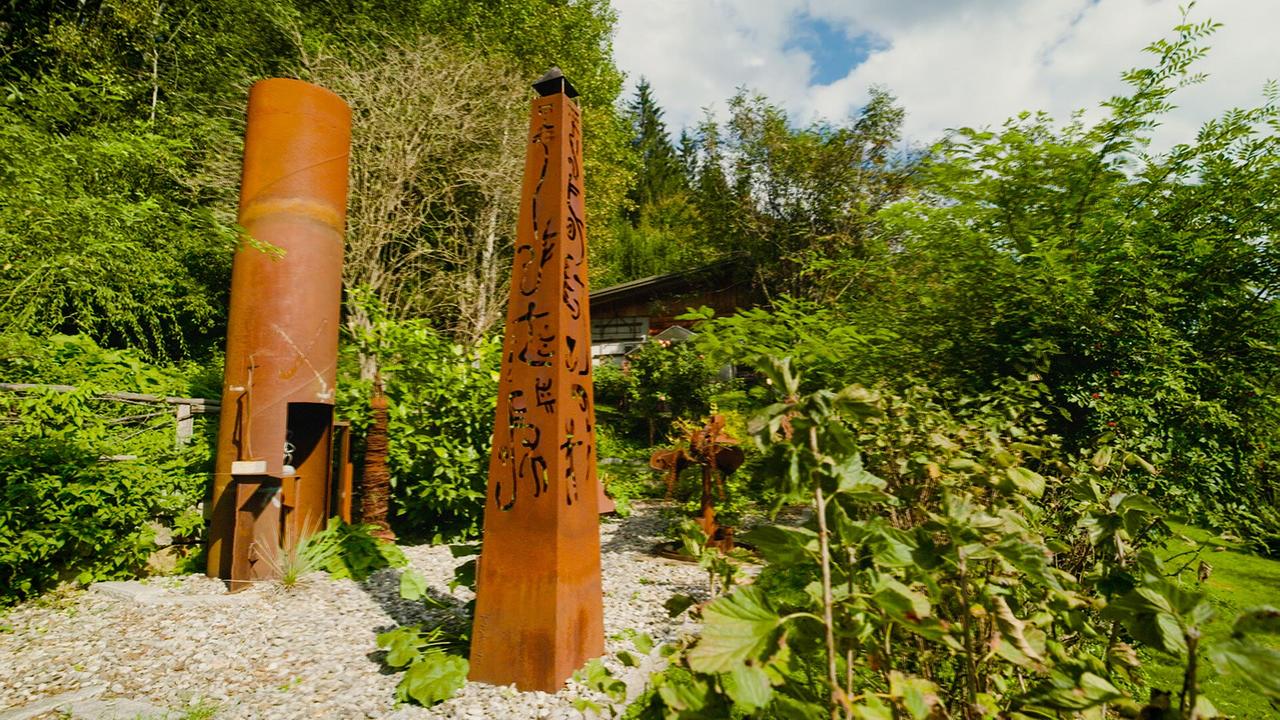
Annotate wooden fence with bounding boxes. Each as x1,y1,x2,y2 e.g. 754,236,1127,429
0,383,221,448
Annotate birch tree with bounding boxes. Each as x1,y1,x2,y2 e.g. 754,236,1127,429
309,37,526,376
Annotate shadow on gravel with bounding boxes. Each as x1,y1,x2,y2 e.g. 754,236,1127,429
600,501,678,556
363,569,468,626
358,569,474,671
359,565,471,631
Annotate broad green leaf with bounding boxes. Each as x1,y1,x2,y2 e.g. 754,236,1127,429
830,453,889,499
1208,638,1280,698
632,632,655,654
770,694,828,719
722,663,773,711
1122,452,1158,475
1154,612,1189,655
399,568,429,601
1103,582,1197,656
1115,494,1162,516
1027,671,1124,710
741,525,817,565
665,593,697,618
575,658,626,701
990,594,1044,664
1091,446,1113,470
656,671,714,712
889,671,939,720
852,696,894,720
687,586,780,673
947,457,986,473
863,518,917,568
929,433,959,451
1006,466,1046,498
872,577,931,623
377,626,424,668
1232,606,1280,636
994,536,1061,590
449,558,476,593
398,652,468,706
835,385,882,418
571,698,605,714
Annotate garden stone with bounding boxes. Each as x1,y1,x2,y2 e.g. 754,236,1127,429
0,686,103,720
90,580,250,606
63,697,169,720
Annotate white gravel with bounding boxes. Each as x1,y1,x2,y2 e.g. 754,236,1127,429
0,503,716,719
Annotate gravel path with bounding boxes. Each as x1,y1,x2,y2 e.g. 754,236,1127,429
0,504,714,719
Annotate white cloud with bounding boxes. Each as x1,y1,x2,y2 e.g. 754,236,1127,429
611,0,1280,148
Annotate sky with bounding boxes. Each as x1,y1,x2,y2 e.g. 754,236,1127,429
610,0,1280,148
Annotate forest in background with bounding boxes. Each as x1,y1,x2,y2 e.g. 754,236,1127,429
3,2,1280,716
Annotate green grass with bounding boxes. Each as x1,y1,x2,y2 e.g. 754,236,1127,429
1143,523,1280,719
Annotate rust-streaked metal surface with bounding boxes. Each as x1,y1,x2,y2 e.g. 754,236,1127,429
468,71,604,692
649,416,745,550
207,78,352,584
359,376,394,541
596,473,616,514
333,420,355,524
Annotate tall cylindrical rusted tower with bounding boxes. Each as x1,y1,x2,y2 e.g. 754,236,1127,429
206,79,352,585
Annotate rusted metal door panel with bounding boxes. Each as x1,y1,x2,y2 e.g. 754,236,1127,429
231,477,282,591
332,420,355,524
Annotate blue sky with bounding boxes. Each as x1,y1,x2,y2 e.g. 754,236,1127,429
785,15,885,86
610,0,1280,149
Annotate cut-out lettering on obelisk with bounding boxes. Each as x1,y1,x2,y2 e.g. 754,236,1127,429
468,68,604,692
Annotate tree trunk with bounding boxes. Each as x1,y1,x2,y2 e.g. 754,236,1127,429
471,199,501,345
346,305,379,382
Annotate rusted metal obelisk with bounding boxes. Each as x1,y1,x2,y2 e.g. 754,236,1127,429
207,79,352,587
468,68,604,691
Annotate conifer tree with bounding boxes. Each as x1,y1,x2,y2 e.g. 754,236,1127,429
626,78,687,221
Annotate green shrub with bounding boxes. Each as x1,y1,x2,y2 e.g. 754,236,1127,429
339,319,500,542
624,338,725,444
0,386,207,605
322,518,407,582
682,16,1280,539
839,20,1280,536
592,360,636,413
626,357,1280,718
0,332,198,391
0,334,213,605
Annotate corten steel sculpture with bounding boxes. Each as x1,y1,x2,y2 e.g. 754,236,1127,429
206,78,352,588
468,68,605,692
360,375,395,540
649,415,746,550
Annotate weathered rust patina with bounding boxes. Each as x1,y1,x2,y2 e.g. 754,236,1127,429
359,375,394,541
650,415,745,550
468,68,605,692
206,79,352,587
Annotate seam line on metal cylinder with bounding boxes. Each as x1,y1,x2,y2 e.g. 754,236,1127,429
239,198,345,233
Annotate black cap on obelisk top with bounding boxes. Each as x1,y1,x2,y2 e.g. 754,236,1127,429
533,66,579,99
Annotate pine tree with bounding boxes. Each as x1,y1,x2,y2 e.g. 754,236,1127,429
692,117,737,249
678,129,698,184
626,78,687,222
